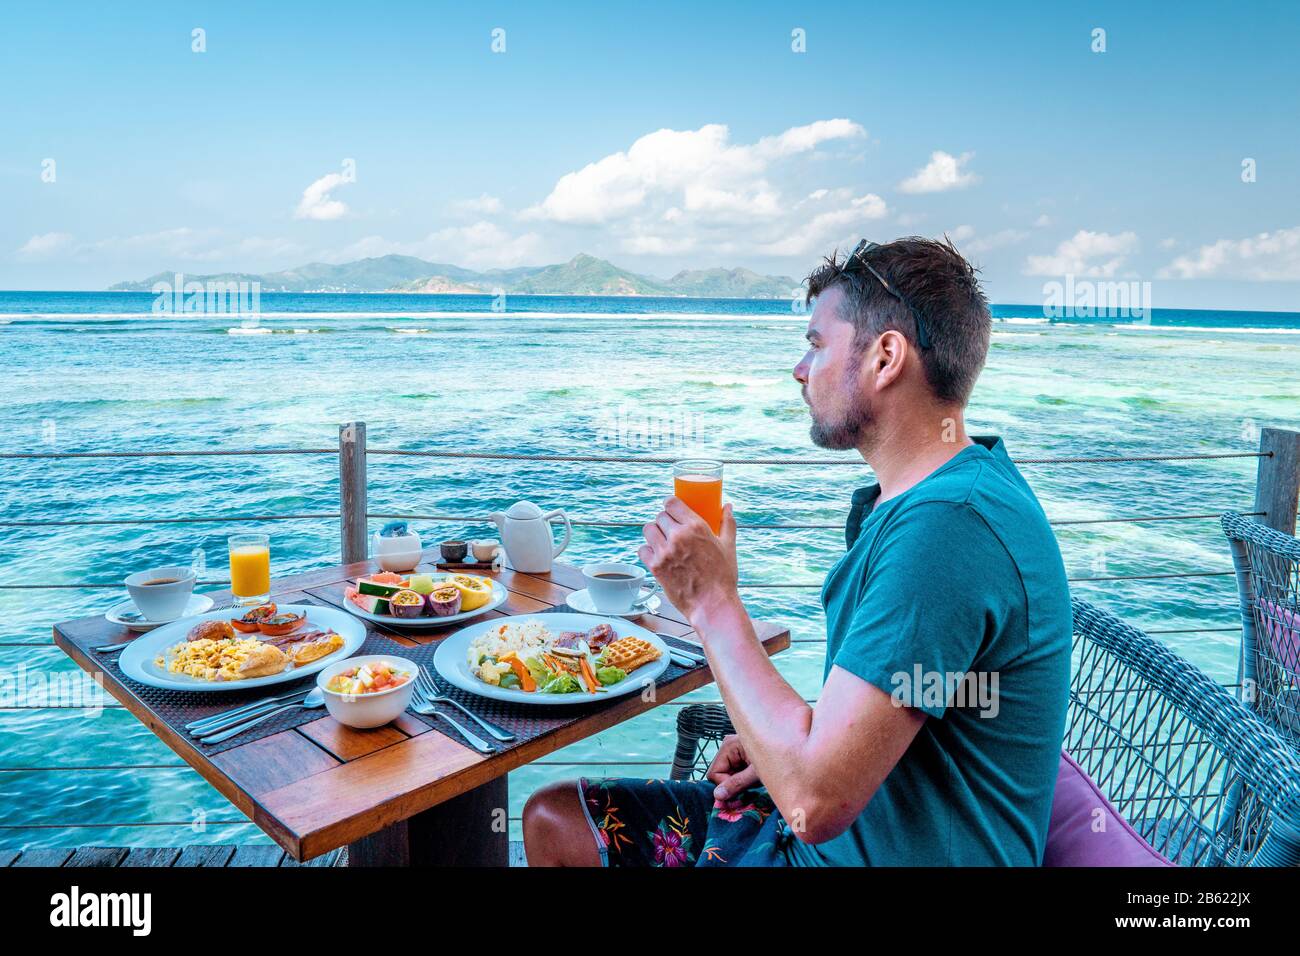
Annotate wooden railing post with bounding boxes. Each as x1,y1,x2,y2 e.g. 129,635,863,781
1253,427,1300,535
339,421,368,564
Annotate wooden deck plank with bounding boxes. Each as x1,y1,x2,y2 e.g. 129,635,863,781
227,844,286,867
63,846,129,868
282,848,342,867
119,847,182,867
42,842,519,866
173,845,237,867
11,848,73,867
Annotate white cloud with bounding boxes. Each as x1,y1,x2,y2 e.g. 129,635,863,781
1024,230,1139,277
295,172,352,221
451,194,503,215
523,120,865,226
899,151,979,194
948,224,976,243
16,232,74,260
521,119,874,260
753,118,865,158
748,193,888,257
1033,214,1052,228
965,227,1030,254
1159,226,1300,280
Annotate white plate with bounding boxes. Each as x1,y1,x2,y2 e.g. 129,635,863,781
117,604,367,693
433,612,670,705
565,587,661,618
339,574,508,628
105,594,215,631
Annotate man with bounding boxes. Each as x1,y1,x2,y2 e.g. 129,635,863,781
523,237,1072,866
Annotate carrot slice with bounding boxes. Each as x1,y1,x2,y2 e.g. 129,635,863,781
508,657,536,692
579,657,598,694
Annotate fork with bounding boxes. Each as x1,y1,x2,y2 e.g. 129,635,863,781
409,680,494,753
416,669,515,742
186,688,312,734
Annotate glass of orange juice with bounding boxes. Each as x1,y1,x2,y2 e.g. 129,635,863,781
673,459,724,534
228,533,271,605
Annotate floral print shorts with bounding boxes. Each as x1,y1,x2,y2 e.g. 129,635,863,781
578,777,792,867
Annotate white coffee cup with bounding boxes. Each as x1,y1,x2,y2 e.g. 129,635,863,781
471,539,501,563
582,562,651,614
125,566,197,622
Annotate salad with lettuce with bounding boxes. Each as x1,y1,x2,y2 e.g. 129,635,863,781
474,647,626,694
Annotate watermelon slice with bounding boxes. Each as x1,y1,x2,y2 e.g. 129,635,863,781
357,576,406,598
346,586,391,615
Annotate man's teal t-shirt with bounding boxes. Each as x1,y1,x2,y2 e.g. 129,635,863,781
784,436,1072,866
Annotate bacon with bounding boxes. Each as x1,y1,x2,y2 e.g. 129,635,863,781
553,631,584,649
584,623,616,650
262,628,327,648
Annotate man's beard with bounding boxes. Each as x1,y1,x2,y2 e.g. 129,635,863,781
809,402,872,450
808,359,873,450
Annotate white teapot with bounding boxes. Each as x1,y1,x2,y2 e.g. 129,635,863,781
371,525,423,573
487,501,571,573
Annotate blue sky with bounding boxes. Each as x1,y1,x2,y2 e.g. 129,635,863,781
2,0,1298,309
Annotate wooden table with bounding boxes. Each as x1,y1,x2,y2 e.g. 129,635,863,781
53,555,789,865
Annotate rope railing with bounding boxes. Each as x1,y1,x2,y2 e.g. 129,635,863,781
0,509,1268,531
0,569,1241,589
0,447,1271,465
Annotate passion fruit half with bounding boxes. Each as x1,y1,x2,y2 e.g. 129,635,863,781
388,588,427,618
426,584,463,617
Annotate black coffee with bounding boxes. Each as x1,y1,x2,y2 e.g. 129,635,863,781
593,572,636,580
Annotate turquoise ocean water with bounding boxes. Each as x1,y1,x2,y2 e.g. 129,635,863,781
1,291,1297,849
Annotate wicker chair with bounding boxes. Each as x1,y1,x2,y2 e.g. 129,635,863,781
1223,511,1300,749
671,597,1300,866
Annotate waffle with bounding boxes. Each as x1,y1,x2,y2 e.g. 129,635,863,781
601,636,662,673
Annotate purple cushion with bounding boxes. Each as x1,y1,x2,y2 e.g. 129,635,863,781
1042,750,1173,867
1259,597,1300,680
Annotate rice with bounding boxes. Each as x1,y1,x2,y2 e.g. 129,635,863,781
466,618,553,666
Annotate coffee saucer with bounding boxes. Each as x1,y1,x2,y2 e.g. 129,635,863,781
566,587,661,618
104,594,214,631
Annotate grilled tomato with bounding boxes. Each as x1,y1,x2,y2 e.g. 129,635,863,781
230,602,277,633
258,611,306,636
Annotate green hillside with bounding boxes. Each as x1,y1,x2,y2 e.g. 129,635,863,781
110,253,797,298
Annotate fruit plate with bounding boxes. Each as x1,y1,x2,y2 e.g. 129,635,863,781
433,612,671,705
117,604,366,692
339,574,509,628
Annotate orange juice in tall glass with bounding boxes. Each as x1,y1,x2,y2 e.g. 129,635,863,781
229,533,271,605
673,459,724,534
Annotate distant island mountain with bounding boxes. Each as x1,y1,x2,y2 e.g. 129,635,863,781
110,253,799,299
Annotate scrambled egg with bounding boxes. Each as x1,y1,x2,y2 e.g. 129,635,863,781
157,637,270,682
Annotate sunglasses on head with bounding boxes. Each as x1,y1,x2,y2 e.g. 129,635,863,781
840,239,933,350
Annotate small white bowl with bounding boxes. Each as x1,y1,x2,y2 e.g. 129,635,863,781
317,654,419,729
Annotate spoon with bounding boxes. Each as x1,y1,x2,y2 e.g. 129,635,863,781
197,687,325,744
